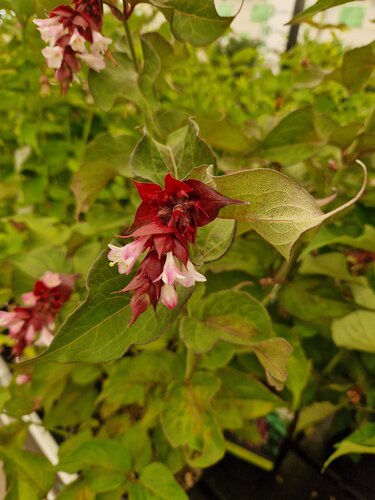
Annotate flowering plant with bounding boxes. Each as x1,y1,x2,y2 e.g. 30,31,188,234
0,0,373,498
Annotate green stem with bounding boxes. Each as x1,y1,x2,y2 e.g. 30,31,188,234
184,349,195,380
123,17,139,73
261,241,302,307
225,439,273,471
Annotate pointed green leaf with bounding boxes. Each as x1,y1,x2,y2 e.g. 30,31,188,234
152,0,236,46
130,118,216,183
89,53,142,111
129,463,188,500
209,161,367,260
332,310,375,353
288,0,355,25
323,423,375,470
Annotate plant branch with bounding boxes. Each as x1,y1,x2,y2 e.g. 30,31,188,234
122,14,139,73
184,349,195,381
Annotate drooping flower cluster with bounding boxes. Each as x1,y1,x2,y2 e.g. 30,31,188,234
0,272,76,357
108,174,241,324
34,0,111,92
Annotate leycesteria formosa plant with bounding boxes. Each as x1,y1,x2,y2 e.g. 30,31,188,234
0,272,75,357
108,174,242,324
34,0,111,91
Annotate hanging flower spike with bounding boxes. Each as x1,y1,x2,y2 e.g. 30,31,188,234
108,173,242,324
34,0,111,92
0,273,76,357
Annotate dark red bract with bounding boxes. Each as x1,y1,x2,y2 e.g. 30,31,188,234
108,173,241,324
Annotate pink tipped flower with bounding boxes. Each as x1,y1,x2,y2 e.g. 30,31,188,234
0,273,76,357
177,260,207,288
41,46,65,69
69,29,86,52
108,236,148,275
21,292,37,307
33,17,67,45
35,326,54,347
77,52,106,71
157,252,186,285
16,374,32,385
41,271,61,288
91,31,112,55
160,284,178,309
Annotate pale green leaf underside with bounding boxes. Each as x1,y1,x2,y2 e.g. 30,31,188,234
209,161,367,260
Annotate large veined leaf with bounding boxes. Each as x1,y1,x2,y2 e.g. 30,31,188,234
323,423,375,470
130,118,216,184
58,439,131,493
161,371,225,467
332,310,375,353
128,462,188,500
207,161,367,260
89,53,142,111
341,43,375,93
151,0,237,46
22,249,192,365
180,290,292,389
288,0,356,25
257,107,323,164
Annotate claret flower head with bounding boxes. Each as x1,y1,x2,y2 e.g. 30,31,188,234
0,272,76,357
108,173,241,324
34,0,111,92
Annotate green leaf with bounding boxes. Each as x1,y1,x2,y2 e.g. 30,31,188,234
288,0,356,25
0,447,55,498
213,367,282,429
58,439,131,493
323,423,375,470
12,246,72,280
350,282,375,310
89,53,142,111
332,310,375,353
180,290,292,389
161,371,225,467
194,219,236,263
209,161,367,260
279,284,353,321
100,351,181,406
341,43,375,93
295,401,338,433
139,36,162,107
258,107,323,164
299,252,362,283
22,249,192,365
153,0,235,46
300,224,375,257
128,462,188,500
130,118,216,184
285,341,312,410
71,133,137,215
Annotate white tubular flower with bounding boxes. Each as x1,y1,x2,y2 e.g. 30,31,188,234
69,29,86,53
41,271,61,288
78,52,106,71
41,46,64,69
91,31,112,55
177,260,207,288
108,237,148,275
34,17,67,46
160,284,178,309
158,252,185,285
